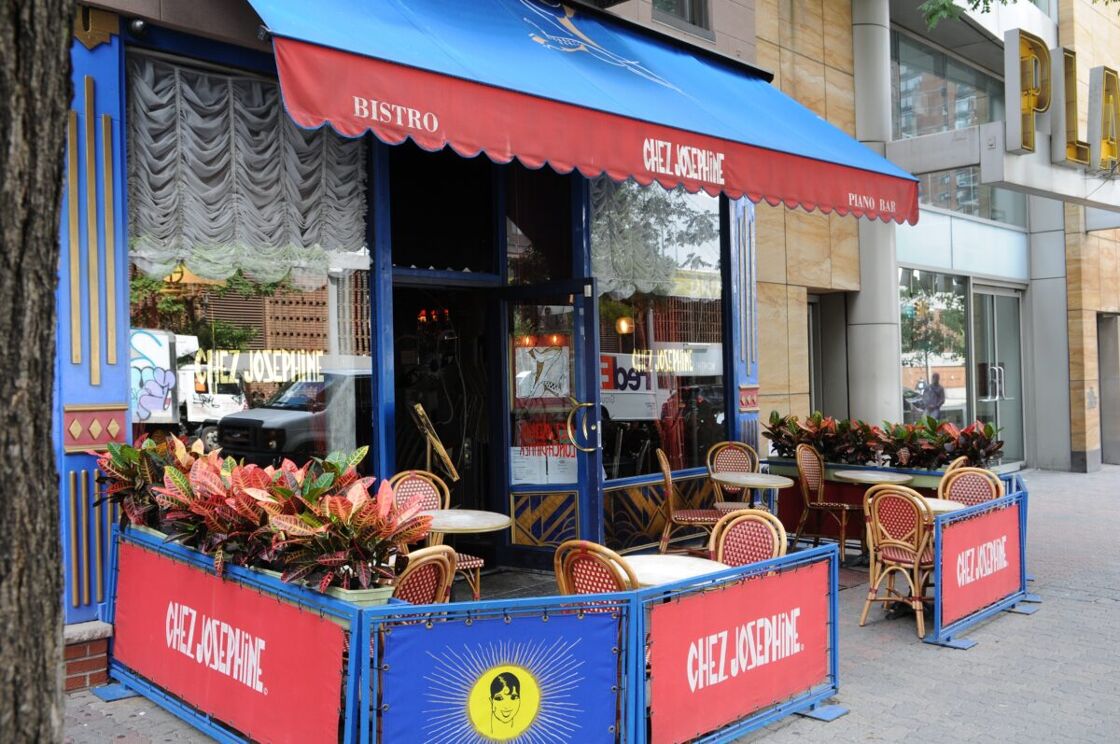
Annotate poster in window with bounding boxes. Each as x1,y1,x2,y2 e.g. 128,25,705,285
514,347,570,400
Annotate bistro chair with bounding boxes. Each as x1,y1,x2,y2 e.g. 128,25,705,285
938,467,1004,506
792,443,862,562
705,441,760,505
656,448,723,554
943,455,969,476
708,510,787,566
554,540,638,595
392,545,456,605
388,470,486,600
859,485,933,638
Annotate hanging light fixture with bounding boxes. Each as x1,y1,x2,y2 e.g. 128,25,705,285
615,315,635,335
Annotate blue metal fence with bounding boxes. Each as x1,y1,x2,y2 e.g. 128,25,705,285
105,528,843,742
927,487,1039,649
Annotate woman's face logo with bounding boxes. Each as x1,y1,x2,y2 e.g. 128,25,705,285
490,677,521,725
467,665,539,740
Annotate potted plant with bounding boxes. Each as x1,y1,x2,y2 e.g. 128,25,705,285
266,455,433,605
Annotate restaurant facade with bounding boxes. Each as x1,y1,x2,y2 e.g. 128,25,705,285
54,3,927,720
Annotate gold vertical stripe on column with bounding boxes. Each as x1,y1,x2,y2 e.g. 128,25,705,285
93,478,104,603
101,114,117,366
68,112,81,365
69,471,79,607
81,469,91,606
84,77,101,386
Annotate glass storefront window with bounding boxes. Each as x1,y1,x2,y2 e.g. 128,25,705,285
899,269,968,426
126,54,372,470
390,144,494,273
591,179,724,477
506,163,572,284
891,32,1004,140
916,167,1027,227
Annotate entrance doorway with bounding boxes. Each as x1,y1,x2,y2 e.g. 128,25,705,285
972,287,1025,463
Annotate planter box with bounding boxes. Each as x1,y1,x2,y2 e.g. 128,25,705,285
257,568,395,608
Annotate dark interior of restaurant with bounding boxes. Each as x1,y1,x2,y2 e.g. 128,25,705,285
392,287,492,513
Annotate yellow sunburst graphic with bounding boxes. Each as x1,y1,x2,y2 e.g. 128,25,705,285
467,664,540,740
422,638,586,742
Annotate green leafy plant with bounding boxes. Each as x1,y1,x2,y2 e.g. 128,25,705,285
268,473,433,592
942,420,1004,467
93,432,201,527
151,452,281,575
763,410,1004,469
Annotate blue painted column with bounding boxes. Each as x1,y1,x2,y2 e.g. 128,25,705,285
57,11,132,624
571,176,605,544
368,140,396,477
724,198,760,449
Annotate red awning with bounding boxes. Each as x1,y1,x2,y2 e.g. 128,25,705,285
252,0,920,224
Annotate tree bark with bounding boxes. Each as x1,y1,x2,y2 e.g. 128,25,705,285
0,1,75,741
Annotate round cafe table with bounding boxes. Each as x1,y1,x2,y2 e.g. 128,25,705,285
624,554,728,587
419,509,511,534
921,498,967,517
711,472,795,511
832,469,914,486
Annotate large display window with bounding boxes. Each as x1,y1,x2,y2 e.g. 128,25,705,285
591,178,724,477
125,53,372,468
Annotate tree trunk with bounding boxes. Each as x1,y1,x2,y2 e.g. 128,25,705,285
0,1,75,741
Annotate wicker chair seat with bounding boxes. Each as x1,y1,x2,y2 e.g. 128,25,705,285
879,545,933,566
674,509,724,523
455,553,484,569
808,501,862,510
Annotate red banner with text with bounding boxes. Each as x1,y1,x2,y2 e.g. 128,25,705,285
113,541,346,744
648,561,830,744
939,503,1023,627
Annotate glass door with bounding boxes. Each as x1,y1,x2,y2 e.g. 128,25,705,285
972,288,1024,462
500,280,603,545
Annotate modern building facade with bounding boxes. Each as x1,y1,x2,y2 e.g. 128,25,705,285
745,0,1119,473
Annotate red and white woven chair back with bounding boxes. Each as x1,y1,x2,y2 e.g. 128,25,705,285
796,444,824,503
569,555,625,594
390,471,444,511
944,469,1001,507
394,563,441,604
392,546,454,605
712,443,758,475
717,515,783,566
554,540,635,596
867,489,929,563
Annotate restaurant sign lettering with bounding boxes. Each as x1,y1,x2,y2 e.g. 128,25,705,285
648,561,830,744
113,541,345,744
938,503,1023,627
1006,29,1119,172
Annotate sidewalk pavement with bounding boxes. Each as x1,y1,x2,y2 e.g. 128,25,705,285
64,466,1120,743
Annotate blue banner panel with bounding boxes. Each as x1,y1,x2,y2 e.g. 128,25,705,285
381,612,620,743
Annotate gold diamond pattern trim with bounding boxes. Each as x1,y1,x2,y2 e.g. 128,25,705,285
68,419,84,440
106,419,120,438
88,419,103,439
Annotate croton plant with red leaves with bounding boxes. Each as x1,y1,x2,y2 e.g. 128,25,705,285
94,439,431,592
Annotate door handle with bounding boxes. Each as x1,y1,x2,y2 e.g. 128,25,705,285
565,397,598,453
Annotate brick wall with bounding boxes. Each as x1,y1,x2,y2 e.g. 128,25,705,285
65,639,109,692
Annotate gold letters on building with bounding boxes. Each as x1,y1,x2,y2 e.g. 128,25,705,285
1006,29,1120,174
